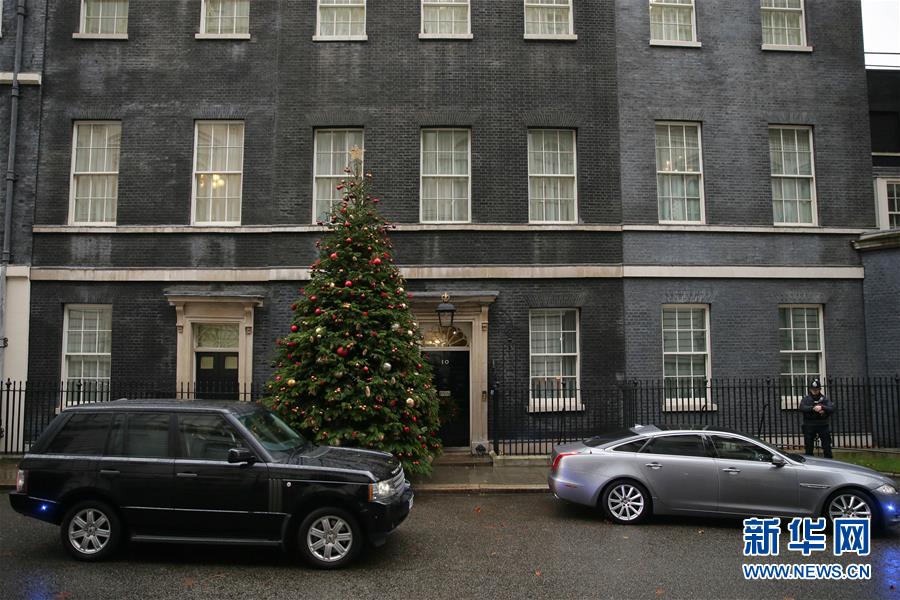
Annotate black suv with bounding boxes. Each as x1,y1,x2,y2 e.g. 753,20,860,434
10,399,413,568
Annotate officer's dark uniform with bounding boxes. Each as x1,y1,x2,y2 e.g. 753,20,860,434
799,379,834,458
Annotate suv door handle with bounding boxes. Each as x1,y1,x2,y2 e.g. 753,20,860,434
645,462,662,470
176,472,198,478
99,469,120,476
722,467,742,474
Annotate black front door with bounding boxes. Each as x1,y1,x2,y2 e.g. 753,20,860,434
195,352,239,400
425,351,470,447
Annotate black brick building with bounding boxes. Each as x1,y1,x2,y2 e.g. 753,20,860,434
1,0,892,451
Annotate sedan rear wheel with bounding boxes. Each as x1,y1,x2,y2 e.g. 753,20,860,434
827,491,874,521
603,481,650,524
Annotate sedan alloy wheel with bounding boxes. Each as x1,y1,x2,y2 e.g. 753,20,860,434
603,482,649,524
828,492,873,520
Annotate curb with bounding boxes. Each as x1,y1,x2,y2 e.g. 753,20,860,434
413,483,549,494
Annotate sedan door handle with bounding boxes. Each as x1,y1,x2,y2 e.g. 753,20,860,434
645,462,662,470
99,469,120,476
722,467,742,474
176,472,198,478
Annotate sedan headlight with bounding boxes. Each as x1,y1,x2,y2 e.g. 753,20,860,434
369,479,396,501
874,483,898,495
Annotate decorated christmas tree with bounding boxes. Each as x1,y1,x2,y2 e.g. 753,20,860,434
263,148,443,475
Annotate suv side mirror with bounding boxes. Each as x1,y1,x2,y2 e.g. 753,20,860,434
228,448,255,464
771,454,786,467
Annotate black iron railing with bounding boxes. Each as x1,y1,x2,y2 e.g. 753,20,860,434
0,380,265,454
490,377,900,455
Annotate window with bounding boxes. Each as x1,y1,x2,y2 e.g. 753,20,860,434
199,0,250,36
612,439,648,453
662,305,710,405
420,129,470,223
178,414,248,461
524,0,575,39
46,413,113,455
63,306,112,402
761,0,808,49
79,0,128,36
316,0,367,40
649,0,697,45
70,122,121,225
107,413,171,458
712,435,774,462
529,309,580,411
769,126,816,225
779,305,824,403
528,129,577,223
313,129,364,223
887,182,900,229
655,122,703,223
641,434,709,458
192,121,244,225
421,0,471,37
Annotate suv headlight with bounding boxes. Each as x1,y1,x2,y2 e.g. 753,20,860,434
369,479,396,501
875,483,898,495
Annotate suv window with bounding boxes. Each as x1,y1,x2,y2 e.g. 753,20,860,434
712,435,774,462
106,413,170,458
641,434,709,458
46,413,112,455
178,414,248,461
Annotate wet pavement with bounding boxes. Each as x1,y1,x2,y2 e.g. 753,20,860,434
2,492,898,600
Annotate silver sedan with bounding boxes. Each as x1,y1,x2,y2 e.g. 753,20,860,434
548,425,900,529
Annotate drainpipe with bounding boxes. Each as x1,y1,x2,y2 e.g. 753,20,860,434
0,0,28,381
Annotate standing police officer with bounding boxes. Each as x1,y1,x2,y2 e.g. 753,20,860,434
800,378,834,458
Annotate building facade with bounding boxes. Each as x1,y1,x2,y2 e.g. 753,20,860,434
1,0,888,451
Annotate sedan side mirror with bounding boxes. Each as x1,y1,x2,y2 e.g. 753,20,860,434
771,454,786,467
228,448,255,464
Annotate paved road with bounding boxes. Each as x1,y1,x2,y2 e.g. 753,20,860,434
2,492,898,600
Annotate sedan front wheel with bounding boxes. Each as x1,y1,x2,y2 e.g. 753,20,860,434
602,481,650,524
826,490,874,521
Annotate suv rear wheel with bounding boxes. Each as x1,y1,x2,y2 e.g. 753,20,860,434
297,507,362,569
60,500,122,561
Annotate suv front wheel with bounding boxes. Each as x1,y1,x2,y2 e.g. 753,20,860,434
297,507,362,569
60,500,123,561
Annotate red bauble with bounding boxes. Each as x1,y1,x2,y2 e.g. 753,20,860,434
290,325,299,332
314,308,323,315
362,311,368,317
330,252,338,260
403,426,410,433
345,280,353,287
372,258,381,265
336,346,348,357
309,295,317,302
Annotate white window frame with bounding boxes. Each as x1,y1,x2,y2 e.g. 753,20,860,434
760,0,812,52
661,304,712,411
648,0,700,47
191,120,245,227
74,0,129,40
420,0,472,39
68,121,121,226
523,0,577,41
314,0,368,42
528,308,582,413
528,129,578,224
875,178,900,230
769,125,817,227
197,0,251,40
778,304,826,408
61,305,113,406
312,128,365,224
655,121,705,225
419,128,472,224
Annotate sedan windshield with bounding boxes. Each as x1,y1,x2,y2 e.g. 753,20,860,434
238,409,307,454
